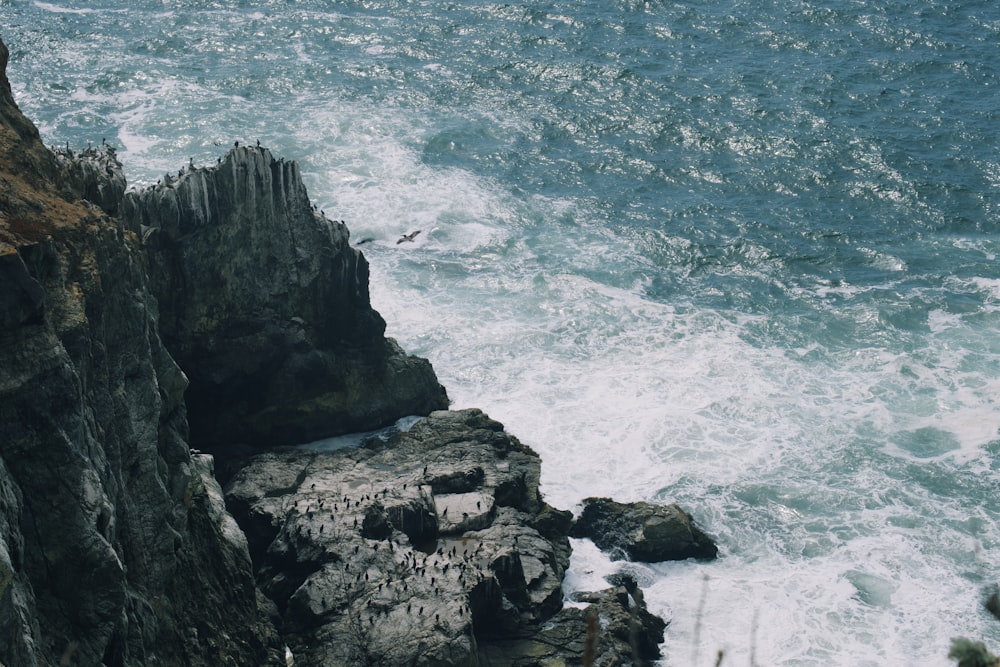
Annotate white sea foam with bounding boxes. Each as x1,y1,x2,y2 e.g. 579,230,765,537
294,416,423,452
290,104,518,253
32,1,108,14
561,538,623,609
969,276,1000,302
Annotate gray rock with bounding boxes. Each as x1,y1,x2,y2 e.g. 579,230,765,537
53,141,127,215
0,39,282,665
478,577,667,667
121,145,448,451
571,497,718,562
225,409,574,667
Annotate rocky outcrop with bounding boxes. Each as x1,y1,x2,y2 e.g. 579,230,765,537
121,145,448,451
226,409,575,666
226,409,673,666
0,37,281,666
480,575,667,666
53,142,128,216
949,638,1000,667
985,584,1000,622
571,497,718,562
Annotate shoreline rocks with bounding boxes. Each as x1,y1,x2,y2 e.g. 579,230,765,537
225,409,570,666
225,409,673,667
481,574,667,667
571,497,719,562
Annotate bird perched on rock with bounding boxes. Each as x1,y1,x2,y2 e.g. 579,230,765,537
397,230,421,244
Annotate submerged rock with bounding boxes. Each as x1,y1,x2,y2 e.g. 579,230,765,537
985,583,1000,622
121,145,448,451
948,637,1000,667
571,497,718,562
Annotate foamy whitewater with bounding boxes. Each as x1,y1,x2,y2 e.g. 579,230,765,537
5,1,999,663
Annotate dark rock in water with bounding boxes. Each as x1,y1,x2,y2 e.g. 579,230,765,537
985,583,1000,622
571,497,718,562
948,637,1000,667
226,409,576,666
479,581,667,666
121,145,448,451
0,37,282,665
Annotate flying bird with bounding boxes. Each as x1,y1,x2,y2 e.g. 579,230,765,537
396,230,421,244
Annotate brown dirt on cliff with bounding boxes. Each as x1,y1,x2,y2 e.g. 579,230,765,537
0,38,95,254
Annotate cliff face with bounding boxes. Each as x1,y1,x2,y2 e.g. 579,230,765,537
0,29,454,663
0,39,279,665
121,146,448,451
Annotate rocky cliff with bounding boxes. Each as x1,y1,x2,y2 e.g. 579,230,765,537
0,38,281,666
121,144,448,452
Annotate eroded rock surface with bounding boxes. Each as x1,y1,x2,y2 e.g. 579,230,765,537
226,409,574,666
480,575,667,667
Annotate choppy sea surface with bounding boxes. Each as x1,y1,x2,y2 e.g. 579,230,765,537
4,0,1000,663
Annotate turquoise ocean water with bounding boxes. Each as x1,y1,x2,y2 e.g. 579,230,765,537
3,0,1000,663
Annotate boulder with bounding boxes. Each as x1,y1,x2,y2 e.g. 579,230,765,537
985,583,1000,622
478,574,667,667
571,497,718,562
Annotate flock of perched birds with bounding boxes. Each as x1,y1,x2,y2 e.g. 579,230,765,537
58,138,425,248
283,483,493,630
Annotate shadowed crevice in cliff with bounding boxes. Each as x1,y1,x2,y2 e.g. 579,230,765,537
121,147,449,452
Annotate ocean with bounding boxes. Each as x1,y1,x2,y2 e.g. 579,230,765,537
3,0,999,663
